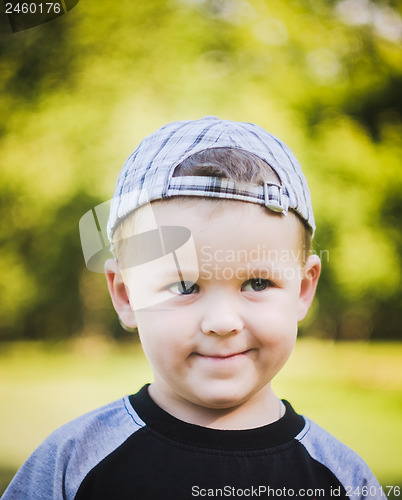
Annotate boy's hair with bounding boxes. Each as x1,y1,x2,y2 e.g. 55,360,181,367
112,147,312,263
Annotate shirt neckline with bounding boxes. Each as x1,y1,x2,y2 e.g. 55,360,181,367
129,385,305,451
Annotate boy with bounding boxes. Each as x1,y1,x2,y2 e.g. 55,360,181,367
3,116,382,499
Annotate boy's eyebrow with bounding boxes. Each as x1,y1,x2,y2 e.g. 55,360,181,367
145,257,199,280
118,225,194,269
233,265,278,279
157,268,199,280
243,264,275,272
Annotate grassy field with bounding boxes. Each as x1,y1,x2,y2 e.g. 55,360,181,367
1,338,401,496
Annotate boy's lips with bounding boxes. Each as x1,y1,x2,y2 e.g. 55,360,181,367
193,349,254,361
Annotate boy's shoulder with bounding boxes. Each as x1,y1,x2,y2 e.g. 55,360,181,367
3,396,145,500
39,395,145,460
297,414,381,494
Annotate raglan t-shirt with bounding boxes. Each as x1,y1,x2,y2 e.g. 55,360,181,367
3,384,383,499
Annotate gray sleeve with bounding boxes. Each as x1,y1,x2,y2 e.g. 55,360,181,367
297,418,383,499
1,396,145,500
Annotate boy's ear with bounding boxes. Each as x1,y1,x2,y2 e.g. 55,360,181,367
298,254,321,322
104,259,137,329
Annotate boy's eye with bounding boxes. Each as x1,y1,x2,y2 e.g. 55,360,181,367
168,281,200,295
241,278,274,292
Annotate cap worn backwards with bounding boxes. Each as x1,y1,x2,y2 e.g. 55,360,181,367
107,116,315,240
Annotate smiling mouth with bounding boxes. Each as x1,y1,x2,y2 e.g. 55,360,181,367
195,350,253,361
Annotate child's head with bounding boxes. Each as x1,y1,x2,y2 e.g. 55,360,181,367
105,116,320,420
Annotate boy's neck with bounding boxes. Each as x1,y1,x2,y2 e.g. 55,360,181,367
147,383,284,430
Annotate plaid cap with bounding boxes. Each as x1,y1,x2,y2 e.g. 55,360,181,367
107,116,315,239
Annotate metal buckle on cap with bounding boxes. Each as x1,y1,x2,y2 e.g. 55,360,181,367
264,182,284,213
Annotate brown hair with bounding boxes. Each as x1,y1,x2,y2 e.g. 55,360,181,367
173,147,280,183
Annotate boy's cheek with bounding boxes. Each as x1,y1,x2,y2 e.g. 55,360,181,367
135,308,179,336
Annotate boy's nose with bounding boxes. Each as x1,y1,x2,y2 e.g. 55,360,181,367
200,296,244,336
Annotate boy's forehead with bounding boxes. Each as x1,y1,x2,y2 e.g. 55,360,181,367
137,197,298,229
120,199,301,267
134,197,284,226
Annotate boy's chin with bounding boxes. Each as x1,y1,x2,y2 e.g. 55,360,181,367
191,385,262,412
198,396,244,411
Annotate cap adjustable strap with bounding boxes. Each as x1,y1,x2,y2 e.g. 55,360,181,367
166,176,288,214
264,182,284,213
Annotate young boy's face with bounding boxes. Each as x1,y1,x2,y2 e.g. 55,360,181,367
107,199,320,418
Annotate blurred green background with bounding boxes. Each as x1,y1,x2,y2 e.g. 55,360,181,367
0,0,401,495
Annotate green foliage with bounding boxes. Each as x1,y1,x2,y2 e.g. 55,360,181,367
0,0,401,340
